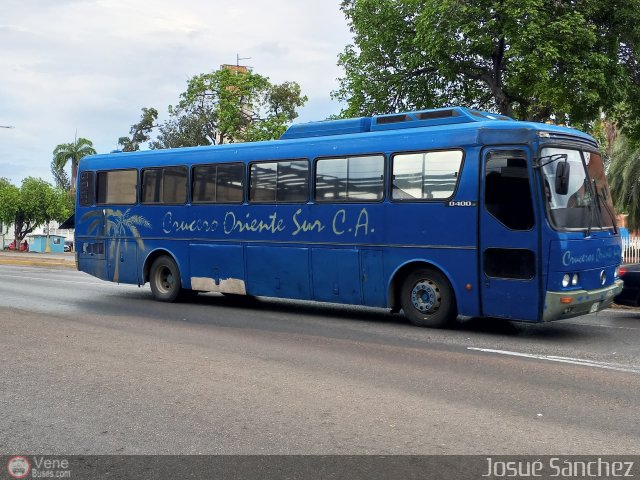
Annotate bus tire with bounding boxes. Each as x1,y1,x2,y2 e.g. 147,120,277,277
150,256,183,302
400,268,456,328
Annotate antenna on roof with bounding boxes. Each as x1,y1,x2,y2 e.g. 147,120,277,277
237,54,252,67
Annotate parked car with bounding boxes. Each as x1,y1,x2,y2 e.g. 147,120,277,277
64,241,73,252
614,263,640,307
6,240,29,252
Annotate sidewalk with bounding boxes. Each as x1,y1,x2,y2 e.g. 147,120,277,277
0,250,76,269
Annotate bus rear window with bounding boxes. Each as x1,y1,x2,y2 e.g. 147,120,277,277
392,150,462,200
79,171,95,206
96,169,137,205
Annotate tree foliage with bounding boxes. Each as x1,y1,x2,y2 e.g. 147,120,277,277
0,178,20,233
608,135,640,231
51,137,97,190
121,68,307,150
118,108,158,152
335,0,640,129
0,178,70,245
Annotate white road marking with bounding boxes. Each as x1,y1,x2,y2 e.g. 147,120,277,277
574,322,640,331
468,347,640,374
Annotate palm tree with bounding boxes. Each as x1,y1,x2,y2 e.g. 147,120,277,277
608,134,640,231
52,137,96,190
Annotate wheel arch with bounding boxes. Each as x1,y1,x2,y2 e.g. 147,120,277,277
387,260,458,313
142,248,185,286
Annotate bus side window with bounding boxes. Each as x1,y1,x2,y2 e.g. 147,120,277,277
192,163,244,204
141,166,187,204
162,167,187,203
249,160,308,203
96,169,137,205
142,168,162,203
392,150,463,201
315,155,384,202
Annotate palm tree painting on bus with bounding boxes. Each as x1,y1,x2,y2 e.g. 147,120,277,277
81,208,151,283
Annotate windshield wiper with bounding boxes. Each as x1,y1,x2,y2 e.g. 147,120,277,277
533,153,568,169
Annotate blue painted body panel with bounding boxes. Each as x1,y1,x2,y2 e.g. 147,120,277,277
75,111,620,322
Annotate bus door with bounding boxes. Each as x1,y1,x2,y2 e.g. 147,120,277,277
479,148,540,321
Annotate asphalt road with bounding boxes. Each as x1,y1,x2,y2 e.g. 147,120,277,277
1,264,639,454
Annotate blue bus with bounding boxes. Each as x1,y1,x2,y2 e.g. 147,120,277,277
74,107,623,327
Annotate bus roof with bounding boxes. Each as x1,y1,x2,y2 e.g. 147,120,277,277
81,107,596,169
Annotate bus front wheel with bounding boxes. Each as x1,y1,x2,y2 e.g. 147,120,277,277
150,256,183,302
400,269,456,328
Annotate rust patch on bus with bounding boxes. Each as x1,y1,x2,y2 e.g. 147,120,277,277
191,277,247,295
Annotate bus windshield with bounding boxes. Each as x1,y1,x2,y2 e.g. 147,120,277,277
540,147,615,231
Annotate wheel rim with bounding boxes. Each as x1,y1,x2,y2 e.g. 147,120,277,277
410,280,441,314
154,265,175,295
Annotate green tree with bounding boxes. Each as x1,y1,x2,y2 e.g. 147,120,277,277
149,67,307,149
0,178,20,239
51,137,97,190
118,107,158,152
335,0,640,127
0,178,70,246
608,135,640,231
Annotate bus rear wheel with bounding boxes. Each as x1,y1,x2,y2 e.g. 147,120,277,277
150,256,183,302
400,268,456,328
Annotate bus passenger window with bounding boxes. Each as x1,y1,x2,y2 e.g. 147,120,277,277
250,163,277,202
316,158,347,200
141,166,187,204
192,163,244,203
315,155,384,202
392,150,463,200
163,167,187,203
142,169,162,203
277,161,308,202
216,164,244,203
250,160,308,203
96,169,137,205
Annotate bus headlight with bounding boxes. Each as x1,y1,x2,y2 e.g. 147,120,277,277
571,273,579,286
615,266,620,278
562,274,571,288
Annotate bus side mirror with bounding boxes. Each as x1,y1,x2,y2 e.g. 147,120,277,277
555,161,570,195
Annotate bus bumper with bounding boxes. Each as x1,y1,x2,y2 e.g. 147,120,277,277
543,279,624,322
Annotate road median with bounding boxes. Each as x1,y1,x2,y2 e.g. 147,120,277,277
0,251,76,270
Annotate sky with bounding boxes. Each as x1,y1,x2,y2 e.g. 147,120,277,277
0,0,353,186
